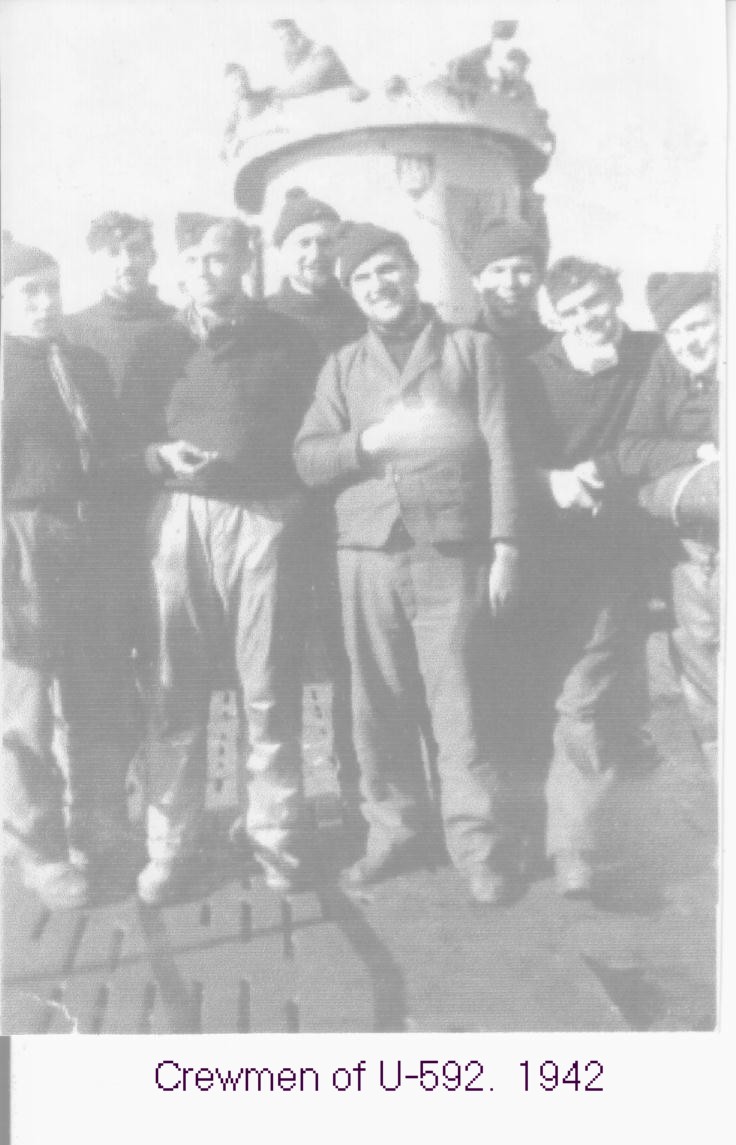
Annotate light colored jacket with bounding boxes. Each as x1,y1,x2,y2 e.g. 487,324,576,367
294,314,520,548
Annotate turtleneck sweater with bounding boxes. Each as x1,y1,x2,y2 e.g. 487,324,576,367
64,288,175,402
267,277,366,361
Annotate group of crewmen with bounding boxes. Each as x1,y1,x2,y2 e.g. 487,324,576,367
2,189,720,913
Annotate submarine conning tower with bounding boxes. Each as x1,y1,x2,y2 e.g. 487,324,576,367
228,33,555,324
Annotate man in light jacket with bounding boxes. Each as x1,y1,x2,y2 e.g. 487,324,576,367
294,222,521,904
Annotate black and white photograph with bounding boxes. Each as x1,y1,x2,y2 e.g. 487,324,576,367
0,0,726,1050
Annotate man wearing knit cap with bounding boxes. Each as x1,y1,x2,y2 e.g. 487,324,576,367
268,190,366,824
65,213,176,774
469,218,550,878
268,188,365,356
295,222,522,905
123,213,322,903
471,218,550,361
66,212,174,400
3,237,135,908
619,273,719,772
518,256,659,898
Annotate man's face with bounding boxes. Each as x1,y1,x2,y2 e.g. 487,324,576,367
96,231,156,299
473,253,540,321
179,225,248,311
281,221,336,293
349,246,419,327
3,265,62,339
553,277,620,345
665,298,718,376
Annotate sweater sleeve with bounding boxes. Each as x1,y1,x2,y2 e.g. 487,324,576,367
474,332,520,543
293,351,364,488
618,351,701,480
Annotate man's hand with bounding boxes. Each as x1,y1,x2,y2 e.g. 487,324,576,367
545,468,600,512
360,402,443,459
696,442,719,463
573,458,605,493
488,542,519,617
155,440,220,479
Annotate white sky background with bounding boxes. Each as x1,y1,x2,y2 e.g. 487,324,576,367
0,0,727,320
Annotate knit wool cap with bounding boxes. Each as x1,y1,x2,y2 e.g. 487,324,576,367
175,213,249,253
545,257,620,308
469,219,544,276
87,211,153,252
2,236,58,287
273,188,340,247
336,222,414,287
646,272,716,332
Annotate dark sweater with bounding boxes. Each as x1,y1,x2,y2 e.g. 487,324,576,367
267,278,365,361
618,343,717,481
476,308,553,365
475,308,553,474
521,328,659,548
64,290,176,402
123,299,322,501
2,335,129,509
523,329,659,475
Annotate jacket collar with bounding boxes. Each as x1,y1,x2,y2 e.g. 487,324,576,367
363,305,444,391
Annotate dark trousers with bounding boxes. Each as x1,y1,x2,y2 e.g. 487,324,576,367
337,539,507,876
670,539,719,772
500,530,648,862
3,508,127,860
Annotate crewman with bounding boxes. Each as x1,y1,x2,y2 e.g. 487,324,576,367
619,273,719,772
123,214,322,904
269,19,354,100
268,189,365,823
521,257,659,897
470,217,551,875
64,213,177,792
294,222,521,905
267,188,365,356
65,212,175,401
2,238,132,905
471,218,550,361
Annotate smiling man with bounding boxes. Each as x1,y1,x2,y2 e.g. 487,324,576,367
268,189,366,824
619,273,719,771
471,218,550,360
519,257,659,898
294,222,522,905
123,213,322,903
267,188,365,356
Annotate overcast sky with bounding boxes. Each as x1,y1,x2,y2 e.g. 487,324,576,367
0,0,727,319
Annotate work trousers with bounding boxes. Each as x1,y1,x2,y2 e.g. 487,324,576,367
514,532,647,861
337,538,507,876
3,507,126,860
670,539,719,772
141,491,310,868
